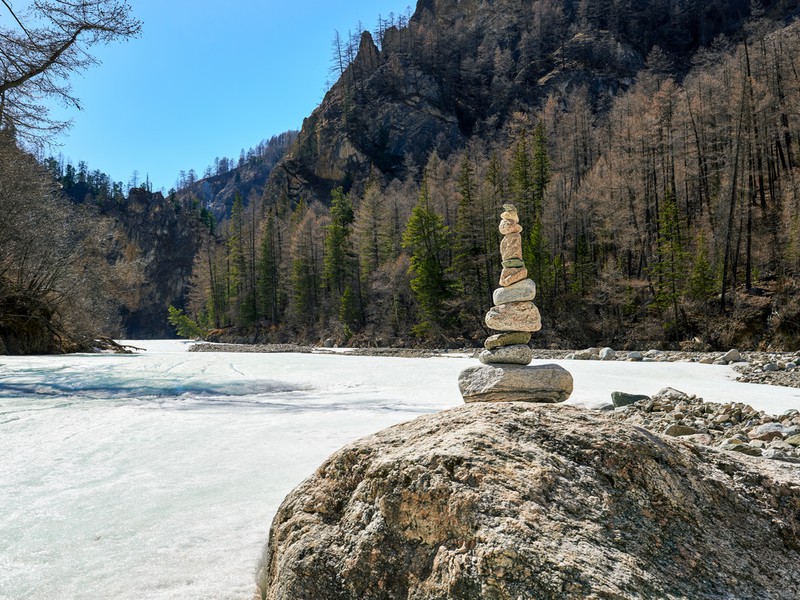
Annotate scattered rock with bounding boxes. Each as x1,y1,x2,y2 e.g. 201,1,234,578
627,351,643,361
611,391,650,407
722,348,742,363
664,424,702,436
599,347,616,361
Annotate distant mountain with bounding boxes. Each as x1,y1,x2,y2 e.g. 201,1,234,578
265,0,796,206
175,131,297,221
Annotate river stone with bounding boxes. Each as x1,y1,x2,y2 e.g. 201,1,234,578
484,331,531,350
500,233,523,261
485,301,541,332
499,220,523,235
458,363,573,403
499,266,528,286
664,424,702,437
787,435,800,447
722,348,742,363
493,278,536,305
479,344,533,366
611,391,650,408
502,258,525,269
749,422,789,441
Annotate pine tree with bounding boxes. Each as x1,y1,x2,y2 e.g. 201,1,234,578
402,172,454,338
258,210,281,325
688,231,716,301
651,190,688,332
322,187,355,299
453,153,487,317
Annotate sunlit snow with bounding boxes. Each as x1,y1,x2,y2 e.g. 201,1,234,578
1,340,799,599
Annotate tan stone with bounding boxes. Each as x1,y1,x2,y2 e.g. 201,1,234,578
499,220,523,235
500,233,523,261
499,266,528,287
500,208,519,223
485,301,541,332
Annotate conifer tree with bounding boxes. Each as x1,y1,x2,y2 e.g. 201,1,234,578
652,190,688,332
322,187,355,299
258,210,281,325
453,154,486,314
402,171,454,338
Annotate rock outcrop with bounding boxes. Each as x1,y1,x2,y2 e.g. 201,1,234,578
257,403,800,600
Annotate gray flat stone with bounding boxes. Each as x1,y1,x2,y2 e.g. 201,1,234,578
479,344,533,365
611,391,650,408
493,279,536,305
459,363,573,403
484,331,531,350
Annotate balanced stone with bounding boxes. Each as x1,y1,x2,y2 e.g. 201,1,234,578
500,233,523,261
499,220,523,235
485,301,541,332
479,344,533,366
484,331,531,350
502,258,525,269
493,278,536,305
499,266,528,286
459,363,573,403
500,206,519,223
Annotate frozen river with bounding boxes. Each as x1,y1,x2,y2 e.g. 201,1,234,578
1,340,799,599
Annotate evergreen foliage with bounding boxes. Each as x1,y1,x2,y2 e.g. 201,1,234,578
167,305,207,339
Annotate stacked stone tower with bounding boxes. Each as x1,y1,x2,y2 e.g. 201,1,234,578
458,204,573,403
480,204,540,366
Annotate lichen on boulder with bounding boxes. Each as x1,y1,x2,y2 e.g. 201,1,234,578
256,403,800,599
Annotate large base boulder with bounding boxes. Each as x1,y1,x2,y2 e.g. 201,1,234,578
458,363,573,403
256,404,800,600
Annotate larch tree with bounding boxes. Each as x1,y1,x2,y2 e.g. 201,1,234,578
0,0,141,143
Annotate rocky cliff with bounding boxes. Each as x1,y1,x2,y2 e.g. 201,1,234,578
103,188,203,338
265,0,786,206
257,402,800,599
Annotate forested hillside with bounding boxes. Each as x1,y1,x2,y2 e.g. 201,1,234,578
176,0,800,350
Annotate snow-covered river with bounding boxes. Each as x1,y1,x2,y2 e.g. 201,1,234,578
1,340,799,599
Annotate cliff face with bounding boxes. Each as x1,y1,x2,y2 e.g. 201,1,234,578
265,0,781,206
258,402,800,599
103,189,202,338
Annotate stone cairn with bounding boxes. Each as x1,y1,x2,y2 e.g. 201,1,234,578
458,203,574,403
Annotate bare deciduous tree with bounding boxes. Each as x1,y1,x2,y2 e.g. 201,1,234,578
0,0,141,143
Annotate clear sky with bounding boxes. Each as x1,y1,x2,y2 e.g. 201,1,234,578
32,0,413,192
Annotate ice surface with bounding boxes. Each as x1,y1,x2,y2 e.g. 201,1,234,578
0,340,798,599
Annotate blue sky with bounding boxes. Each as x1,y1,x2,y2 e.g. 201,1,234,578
33,0,413,191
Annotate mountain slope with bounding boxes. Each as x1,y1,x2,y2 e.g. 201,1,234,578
266,0,789,206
